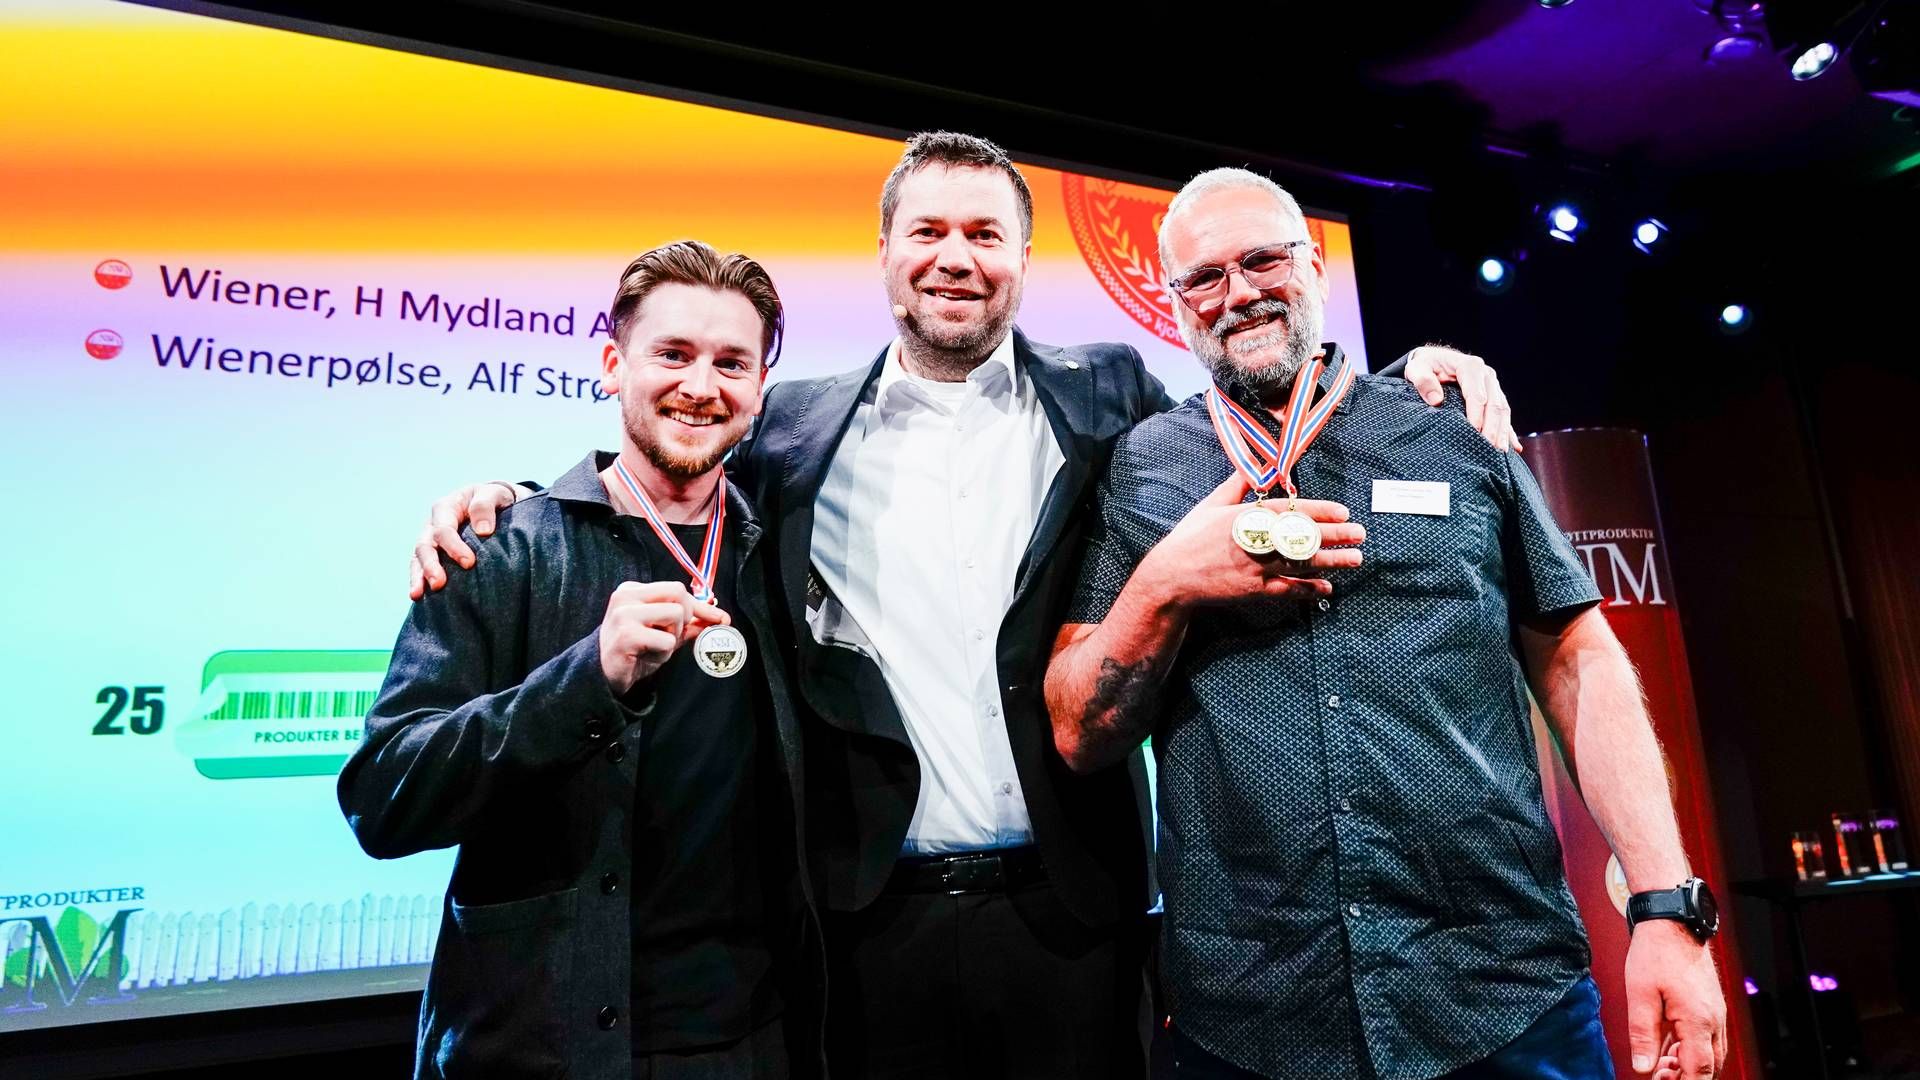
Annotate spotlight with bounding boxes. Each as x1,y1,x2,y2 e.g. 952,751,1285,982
1791,40,1840,79
1538,0,1576,7
1705,33,1767,63
1699,1,1769,65
1765,1,1880,84
1475,257,1514,294
1546,204,1583,243
1632,218,1668,254
1719,303,1752,332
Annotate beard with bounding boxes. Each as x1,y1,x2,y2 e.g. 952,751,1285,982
623,393,742,479
890,271,1021,379
1184,294,1324,403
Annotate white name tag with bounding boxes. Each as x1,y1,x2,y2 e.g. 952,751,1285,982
1371,479,1450,516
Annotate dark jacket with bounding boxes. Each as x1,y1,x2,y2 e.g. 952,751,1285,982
338,453,822,1080
731,330,1172,929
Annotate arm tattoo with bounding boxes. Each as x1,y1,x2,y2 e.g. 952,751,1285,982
1082,656,1160,746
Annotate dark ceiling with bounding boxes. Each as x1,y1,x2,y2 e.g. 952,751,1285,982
174,0,1920,212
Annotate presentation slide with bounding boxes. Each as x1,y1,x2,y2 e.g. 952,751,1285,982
0,0,1369,1030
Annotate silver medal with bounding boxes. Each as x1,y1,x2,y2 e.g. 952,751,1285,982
692,624,748,679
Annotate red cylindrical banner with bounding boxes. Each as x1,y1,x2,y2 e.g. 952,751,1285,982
1523,428,1757,1080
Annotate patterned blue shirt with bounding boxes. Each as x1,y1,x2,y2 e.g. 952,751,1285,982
1067,348,1603,1079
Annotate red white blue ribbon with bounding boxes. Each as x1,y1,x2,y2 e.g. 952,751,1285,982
1204,351,1354,500
610,456,725,603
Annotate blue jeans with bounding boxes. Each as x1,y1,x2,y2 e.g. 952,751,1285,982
1169,975,1614,1080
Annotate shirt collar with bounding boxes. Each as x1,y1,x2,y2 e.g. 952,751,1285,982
870,332,1019,419
1220,342,1351,424
547,450,758,530
547,451,618,507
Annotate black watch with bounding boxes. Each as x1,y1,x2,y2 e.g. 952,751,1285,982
1626,877,1719,943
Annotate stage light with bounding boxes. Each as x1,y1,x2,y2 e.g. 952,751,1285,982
1475,257,1515,295
1539,0,1576,7
1791,40,1840,79
1632,218,1668,253
1546,204,1584,243
1701,1,1769,66
1705,33,1768,64
1719,303,1752,332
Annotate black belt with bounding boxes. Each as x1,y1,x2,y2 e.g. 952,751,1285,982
886,846,1048,895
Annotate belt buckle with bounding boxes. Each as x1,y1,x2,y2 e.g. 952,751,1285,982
942,854,1002,895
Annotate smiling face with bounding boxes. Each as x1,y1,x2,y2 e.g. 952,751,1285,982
601,282,765,480
880,164,1030,368
1163,183,1329,401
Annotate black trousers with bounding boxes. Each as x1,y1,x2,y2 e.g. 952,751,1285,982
822,875,1151,1079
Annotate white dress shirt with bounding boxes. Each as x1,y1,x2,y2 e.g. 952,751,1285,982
810,334,1066,854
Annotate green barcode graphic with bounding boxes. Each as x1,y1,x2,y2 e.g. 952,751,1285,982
207,690,379,721
174,651,390,780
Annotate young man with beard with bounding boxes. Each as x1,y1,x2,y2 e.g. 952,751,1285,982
409,134,1524,1078
1045,169,1726,1080
339,241,817,1080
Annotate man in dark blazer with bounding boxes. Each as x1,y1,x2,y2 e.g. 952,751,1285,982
410,134,1521,1078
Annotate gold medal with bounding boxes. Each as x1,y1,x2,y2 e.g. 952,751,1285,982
1231,504,1280,555
1272,509,1321,562
1205,349,1355,569
692,624,748,679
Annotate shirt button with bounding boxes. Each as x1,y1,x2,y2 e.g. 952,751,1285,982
605,742,626,763
1338,797,1352,813
987,705,1000,717
973,629,985,641
1000,782,1014,795
1347,903,1362,918
596,1005,619,1030
584,718,609,741
1317,598,1331,612
600,872,619,895
966,558,976,569
959,488,969,499
1327,695,1342,710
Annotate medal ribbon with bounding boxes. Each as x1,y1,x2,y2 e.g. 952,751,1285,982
1204,351,1354,500
610,457,725,603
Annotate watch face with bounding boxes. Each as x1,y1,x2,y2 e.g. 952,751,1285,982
1690,879,1720,933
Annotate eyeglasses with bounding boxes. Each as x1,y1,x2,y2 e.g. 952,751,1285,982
1166,240,1312,314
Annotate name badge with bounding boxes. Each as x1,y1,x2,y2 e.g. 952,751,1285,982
1371,479,1450,517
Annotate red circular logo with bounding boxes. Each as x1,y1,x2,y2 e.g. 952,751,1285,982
94,259,133,290
1062,175,1327,351
1062,175,1184,349
85,329,124,360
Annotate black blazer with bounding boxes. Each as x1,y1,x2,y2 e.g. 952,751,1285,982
340,461,823,1080
732,329,1174,930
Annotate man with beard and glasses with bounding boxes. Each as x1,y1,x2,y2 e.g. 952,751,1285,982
339,241,819,1080
1045,168,1726,1080
407,133,1525,1078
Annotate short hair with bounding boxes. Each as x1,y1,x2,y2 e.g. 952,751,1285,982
1157,167,1310,277
607,240,785,367
879,131,1035,243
